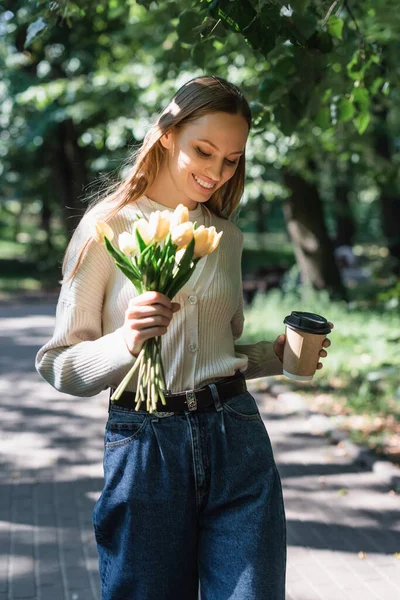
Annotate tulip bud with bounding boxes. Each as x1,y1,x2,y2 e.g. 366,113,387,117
207,229,223,254
169,204,189,231
119,232,138,256
193,225,223,258
193,225,210,258
93,221,114,244
171,221,194,250
148,210,171,242
133,218,151,245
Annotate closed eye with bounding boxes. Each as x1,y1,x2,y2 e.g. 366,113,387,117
195,146,238,166
195,146,211,158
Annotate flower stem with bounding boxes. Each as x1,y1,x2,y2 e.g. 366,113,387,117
111,347,145,401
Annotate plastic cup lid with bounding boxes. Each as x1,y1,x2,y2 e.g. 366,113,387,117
283,311,331,335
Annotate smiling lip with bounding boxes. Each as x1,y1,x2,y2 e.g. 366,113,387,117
192,173,217,191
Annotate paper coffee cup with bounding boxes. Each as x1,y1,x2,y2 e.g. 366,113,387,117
282,312,331,381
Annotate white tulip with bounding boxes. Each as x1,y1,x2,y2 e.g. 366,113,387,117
119,232,138,256
169,204,189,231
148,210,171,242
133,218,152,245
170,221,194,250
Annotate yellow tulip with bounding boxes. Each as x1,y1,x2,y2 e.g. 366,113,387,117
118,232,138,256
193,226,210,258
93,220,114,244
169,204,189,231
207,227,223,254
193,225,223,258
171,221,194,250
134,218,151,245
148,210,171,242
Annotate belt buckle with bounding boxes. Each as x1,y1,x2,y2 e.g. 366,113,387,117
185,390,197,411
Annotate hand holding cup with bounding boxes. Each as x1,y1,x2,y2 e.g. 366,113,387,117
273,313,334,379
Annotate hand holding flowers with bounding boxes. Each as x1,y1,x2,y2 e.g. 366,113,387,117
93,204,222,413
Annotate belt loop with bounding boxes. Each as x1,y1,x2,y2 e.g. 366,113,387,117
208,383,223,412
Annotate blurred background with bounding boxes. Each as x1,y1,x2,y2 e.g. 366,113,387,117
1,0,399,462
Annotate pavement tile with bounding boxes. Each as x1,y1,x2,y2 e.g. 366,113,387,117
1,304,399,600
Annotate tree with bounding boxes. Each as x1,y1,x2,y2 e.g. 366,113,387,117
2,0,399,298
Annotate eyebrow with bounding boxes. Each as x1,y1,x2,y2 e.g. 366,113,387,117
197,138,244,155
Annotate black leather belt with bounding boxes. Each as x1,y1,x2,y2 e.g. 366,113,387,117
109,371,247,413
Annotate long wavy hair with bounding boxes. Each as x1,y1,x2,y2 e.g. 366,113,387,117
63,75,252,280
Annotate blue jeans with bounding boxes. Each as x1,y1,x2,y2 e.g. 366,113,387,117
93,389,287,599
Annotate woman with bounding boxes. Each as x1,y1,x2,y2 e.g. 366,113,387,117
36,75,332,599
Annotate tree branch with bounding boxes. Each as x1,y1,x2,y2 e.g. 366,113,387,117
344,0,363,42
322,1,340,26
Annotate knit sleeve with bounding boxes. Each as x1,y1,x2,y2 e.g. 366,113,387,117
231,238,283,379
35,214,134,397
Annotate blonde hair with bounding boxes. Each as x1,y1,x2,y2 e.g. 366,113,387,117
63,75,252,280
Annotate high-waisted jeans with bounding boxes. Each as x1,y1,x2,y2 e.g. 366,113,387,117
92,388,287,599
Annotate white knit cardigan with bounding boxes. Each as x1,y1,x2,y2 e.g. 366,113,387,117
36,195,283,397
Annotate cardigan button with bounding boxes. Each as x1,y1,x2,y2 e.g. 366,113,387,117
188,295,197,305
188,342,198,352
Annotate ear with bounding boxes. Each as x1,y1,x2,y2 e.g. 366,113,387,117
160,129,174,150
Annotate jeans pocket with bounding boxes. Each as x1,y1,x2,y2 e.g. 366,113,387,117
222,391,261,421
105,409,150,449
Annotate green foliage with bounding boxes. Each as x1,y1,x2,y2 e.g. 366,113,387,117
1,0,400,295
327,15,344,40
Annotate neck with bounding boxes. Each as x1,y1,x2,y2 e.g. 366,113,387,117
146,171,199,211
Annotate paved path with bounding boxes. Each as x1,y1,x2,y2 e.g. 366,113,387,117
0,302,399,600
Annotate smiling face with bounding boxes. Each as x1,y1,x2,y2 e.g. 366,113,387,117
148,112,249,211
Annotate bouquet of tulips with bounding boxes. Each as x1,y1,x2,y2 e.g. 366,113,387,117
93,204,223,413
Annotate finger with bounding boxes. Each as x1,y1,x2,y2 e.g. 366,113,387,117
319,349,327,358
323,339,331,348
329,322,334,329
130,291,173,310
172,302,181,312
139,326,169,341
127,304,172,320
130,315,170,330
316,362,323,370
274,334,285,349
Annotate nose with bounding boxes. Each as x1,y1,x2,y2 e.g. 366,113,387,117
205,160,223,182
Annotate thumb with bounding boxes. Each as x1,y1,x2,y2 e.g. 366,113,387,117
273,334,286,362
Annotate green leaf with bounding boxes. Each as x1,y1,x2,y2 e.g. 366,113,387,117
178,236,195,273
353,112,370,135
292,12,318,40
104,237,141,280
353,87,370,112
25,17,47,48
315,106,331,129
370,77,384,95
177,9,204,44
114,262,142,290
327,16,344,40
338,98,355,122
135,228,147,254
347,52,363,80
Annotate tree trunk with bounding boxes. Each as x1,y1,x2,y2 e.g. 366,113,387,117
50,119,88,234
282,165,347,301
374,110,400,273
334,179,355,247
